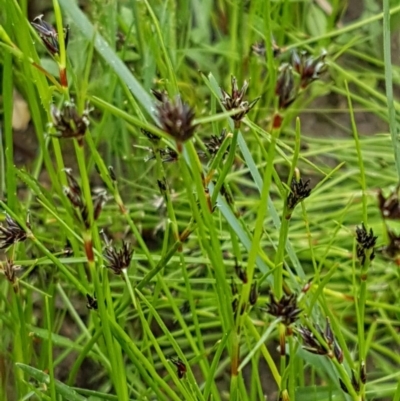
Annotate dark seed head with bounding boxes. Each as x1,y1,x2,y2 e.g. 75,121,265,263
252,38,281,58
378,188,400,219
63,168,87,225
235,262,248,283
50,101,90,141
205,129,229,157
1,259,21,287
151,89,168,102
154,94,196,143
157,178,167,194
249,282,258,305
141,128,161,144
31,14,69,56
265,291,301,326
230,277,238,297
170,358,187,379
333,340,343,363
104,241,133,275
324,318,334,346
159,147,179,163
351,370,360,392
382,228,400,259
297,326,328,355
86,294,98,310
276,64,297,110
0,214,28,250
287,177,311,211
339,378,349,394
292,49,327,89
108,166,117,181
220,76,260,127
356,223,377,265
92,188,108,221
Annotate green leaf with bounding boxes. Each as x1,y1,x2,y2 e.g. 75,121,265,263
306,4,328,37
58,0,154,117
295,385,344,401
16,363,87,401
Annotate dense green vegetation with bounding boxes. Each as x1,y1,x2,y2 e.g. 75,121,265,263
1,0,400,400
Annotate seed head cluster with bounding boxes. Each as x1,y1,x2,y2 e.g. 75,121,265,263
31,14,69,56
292,50,327,89
355,223,377,265
297,318,343,363
104,241,133,275
221,76,260,127
205,129,229,157
265,292,301,326
287,178,311,211
1,259,21,289
63,168,107,228
51,101,90,144
153,92,196,143
0,215,28,250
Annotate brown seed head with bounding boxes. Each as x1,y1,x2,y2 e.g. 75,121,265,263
265,291,301,326
297,326,328,356
220,76,260,126
104,241,133,275
287,177,311,211
1,259,21,286
276,64,297,110
378,188,400,219
356,223,377,265
86,294,98,310
252,38,281,58
170,358,187,379
205,129,229,157
292,49,327,89
155,95,196,143
31,14,69,56
0,214,27,250
51,101,90,141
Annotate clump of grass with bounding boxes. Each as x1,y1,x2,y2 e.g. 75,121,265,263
1,1,400,400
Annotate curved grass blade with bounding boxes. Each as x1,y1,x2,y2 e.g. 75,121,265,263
58,0,154,117
16,363,86,401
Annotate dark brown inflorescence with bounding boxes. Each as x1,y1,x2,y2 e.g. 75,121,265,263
154,93,196,144
292,49,327,89
51,101,90,143
86,294,98,310
141,128,161,144
355,223,377,265
104,241,133,275
31,14,69,56
276,64,297,110
205,129,229,157
63,168,107,227
1,259,21,286
265,291,301,326
0,214,28,250
170,358,187,379
382,228,400,259
297,318,343,363
252,38,281,58
92,188,108,221
249,282,258,305
378,187,400,219
146,147,179,163
220,76,260,127
287,178,311,211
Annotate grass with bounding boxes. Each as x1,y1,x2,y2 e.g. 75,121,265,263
1,0,400,400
